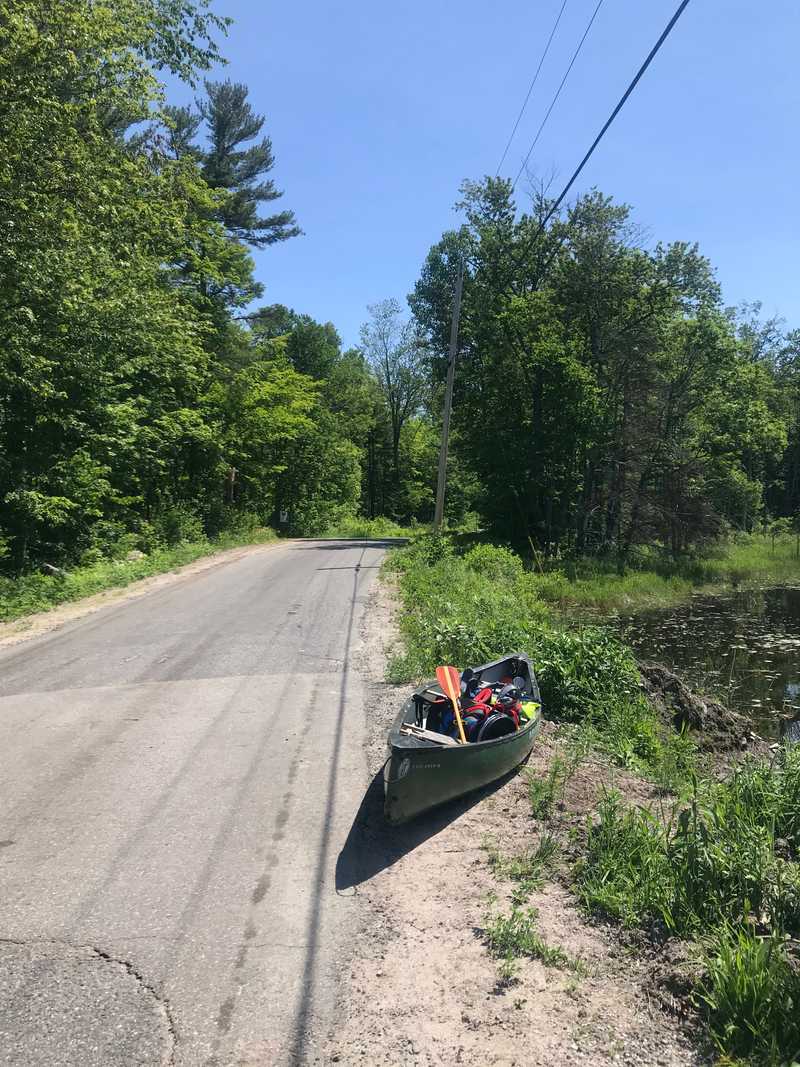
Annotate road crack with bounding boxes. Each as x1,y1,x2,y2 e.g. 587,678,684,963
0,936,177,1066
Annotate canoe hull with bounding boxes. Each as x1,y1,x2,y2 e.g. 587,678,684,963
383,653,542,825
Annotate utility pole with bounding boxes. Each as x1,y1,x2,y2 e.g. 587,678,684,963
433,259,464,531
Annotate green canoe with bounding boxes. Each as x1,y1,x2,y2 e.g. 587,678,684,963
383,653,542,825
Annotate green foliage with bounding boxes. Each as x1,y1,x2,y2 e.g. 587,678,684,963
484,833,559,904
323,516,415,539
389,539,695,782
578,753,800,937
0,525,276,622
411,179,799,562
573,755,800,1064
528,732,593,818
528,567,694,614
0,2,394,580
463,544,525,584
694,926,800,1066
195,79,301,248
484,904,580,971
387,536,541,678
501,534,800,616
152,506,206,547
531,627,641,723
576,791,676,928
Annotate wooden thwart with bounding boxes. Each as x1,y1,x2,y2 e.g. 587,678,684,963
399,724,460,746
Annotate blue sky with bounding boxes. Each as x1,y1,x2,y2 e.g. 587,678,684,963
175,0,799,347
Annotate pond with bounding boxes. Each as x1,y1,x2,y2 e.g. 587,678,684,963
614,586,800,737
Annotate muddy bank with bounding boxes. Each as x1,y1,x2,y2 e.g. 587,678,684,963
639,662,766,758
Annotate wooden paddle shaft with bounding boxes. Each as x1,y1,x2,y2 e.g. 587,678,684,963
436,665,467,745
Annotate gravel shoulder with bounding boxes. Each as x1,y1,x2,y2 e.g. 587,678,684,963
326,574,704,1066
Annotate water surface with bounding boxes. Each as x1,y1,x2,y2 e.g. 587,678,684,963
614,586,800,736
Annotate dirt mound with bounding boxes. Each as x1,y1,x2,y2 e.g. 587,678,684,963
639,663,761,754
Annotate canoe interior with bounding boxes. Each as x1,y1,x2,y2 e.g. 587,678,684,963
384,653,542,824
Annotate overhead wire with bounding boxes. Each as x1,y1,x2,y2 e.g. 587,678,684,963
495,0,570,176
501,0,694,273
538,0,693,227
457,0,695,323
511,0,605,191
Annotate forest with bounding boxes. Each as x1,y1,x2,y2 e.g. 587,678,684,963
2,0,799,580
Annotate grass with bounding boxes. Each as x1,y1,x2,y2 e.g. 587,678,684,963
576,754,800,937
484,833,559,904
529,534,800,615
0,527,277,623
484,902,582,976
694,925,800,1066
527,734,594,819
571,753,800,1065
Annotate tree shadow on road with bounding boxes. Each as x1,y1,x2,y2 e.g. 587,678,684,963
289,539,407,550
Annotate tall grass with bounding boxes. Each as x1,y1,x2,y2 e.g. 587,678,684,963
576,752,800,1065
578,755,800,936
695,925,800,1066
529,534,800,615
0,527,277,622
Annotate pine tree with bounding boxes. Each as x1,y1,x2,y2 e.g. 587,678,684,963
198,80,301,247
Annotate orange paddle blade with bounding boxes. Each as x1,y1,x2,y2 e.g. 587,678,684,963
435,665,467,744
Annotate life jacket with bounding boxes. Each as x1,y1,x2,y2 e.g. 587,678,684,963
427,682,521,742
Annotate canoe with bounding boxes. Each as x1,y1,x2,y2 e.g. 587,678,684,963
383,653,542,825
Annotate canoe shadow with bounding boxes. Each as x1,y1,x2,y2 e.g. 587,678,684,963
335,765,521,891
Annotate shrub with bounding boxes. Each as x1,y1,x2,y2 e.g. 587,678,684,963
463,543,525,584
533,626,641,724
152,505,205,546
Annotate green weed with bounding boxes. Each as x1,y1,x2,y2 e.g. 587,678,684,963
576,760,800,1062
578,755,800,938
484,905,580,971
694,925,800,1066
484,833,559,903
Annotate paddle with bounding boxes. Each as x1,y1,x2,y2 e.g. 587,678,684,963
436,665,467,745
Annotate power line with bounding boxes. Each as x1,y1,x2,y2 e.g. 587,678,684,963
540,0,693,227
512,0,605,191
438,0,694,521
495,0,570,176
508,0,694,272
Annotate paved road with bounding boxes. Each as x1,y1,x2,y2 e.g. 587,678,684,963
0,540,388,1066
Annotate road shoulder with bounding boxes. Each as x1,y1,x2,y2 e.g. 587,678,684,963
0,541,284,650
325,574,699,1066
